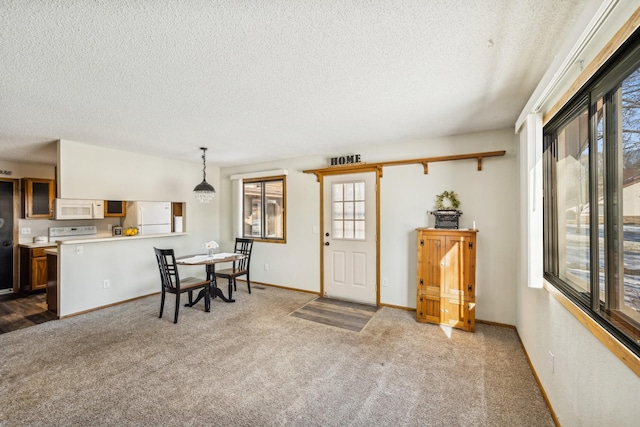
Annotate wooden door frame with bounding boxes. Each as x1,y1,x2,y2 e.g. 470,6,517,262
0,178,20,293
315,166,381,306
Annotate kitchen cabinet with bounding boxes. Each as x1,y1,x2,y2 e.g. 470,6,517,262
104,200,126,217
416,228,477,332
23,178,55,219
20,247,50,292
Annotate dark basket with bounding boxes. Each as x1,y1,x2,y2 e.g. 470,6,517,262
430,210,462,229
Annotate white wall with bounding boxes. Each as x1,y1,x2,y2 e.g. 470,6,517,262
220,128,518,324
0,159,56,180
58,234,197,316
219,155,322,293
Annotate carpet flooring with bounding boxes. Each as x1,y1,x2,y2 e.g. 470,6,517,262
290,297,378,332
0,285,554,426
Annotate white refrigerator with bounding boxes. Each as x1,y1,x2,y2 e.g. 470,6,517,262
123,201,172,235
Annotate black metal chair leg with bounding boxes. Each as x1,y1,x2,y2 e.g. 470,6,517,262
247,274,251,294
159,290,166,318
174,293,180,324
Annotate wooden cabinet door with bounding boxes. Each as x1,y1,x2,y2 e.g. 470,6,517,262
418,233,444,294
416,228,477,331
442,234,475,300
24,178,55,218
442,298,475,331
31,256,48,290
417,293,440,323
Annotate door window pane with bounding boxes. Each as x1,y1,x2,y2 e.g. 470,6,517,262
331,181,365,240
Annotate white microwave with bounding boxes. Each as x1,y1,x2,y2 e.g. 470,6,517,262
54,199,105,220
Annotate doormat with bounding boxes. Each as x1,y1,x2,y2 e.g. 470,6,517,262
290,297,378,332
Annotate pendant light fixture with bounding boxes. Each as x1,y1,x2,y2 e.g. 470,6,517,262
193,147,216,203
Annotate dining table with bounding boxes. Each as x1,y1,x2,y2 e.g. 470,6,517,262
176,252,247,306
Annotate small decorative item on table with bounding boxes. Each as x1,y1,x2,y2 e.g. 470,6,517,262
429,190,463,229
204,240,219,257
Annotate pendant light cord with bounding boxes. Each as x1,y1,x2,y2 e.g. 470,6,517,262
201,147,208,182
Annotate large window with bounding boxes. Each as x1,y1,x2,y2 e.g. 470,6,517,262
544,35,640,356
242,176,286,242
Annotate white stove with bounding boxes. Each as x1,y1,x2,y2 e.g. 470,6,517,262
49,225,98,241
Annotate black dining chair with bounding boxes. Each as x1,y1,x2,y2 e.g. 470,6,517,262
154,247,211,323
214,238,254,298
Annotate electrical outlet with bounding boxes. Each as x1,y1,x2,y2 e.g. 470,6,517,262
382,277,389,287
103,279,110,289
264,263,269,271
549,351,554,374
76,246,83,255
21,227,31,235
107,224,113,230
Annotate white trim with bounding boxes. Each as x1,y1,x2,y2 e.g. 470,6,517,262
526,114,544,288
230,169,288,181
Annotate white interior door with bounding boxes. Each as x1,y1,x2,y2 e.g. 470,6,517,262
323,172,377,304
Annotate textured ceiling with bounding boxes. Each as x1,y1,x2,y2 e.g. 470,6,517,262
0,1,593,167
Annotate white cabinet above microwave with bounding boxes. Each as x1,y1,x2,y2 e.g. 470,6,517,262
54,199,104,220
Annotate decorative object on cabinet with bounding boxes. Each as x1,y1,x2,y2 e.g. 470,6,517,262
416,228,477,332
430,190,462,229
22,178,55,219
104,200,126,217
19,247,49,292
193,147,216,203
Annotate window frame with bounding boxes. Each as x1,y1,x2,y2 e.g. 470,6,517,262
543,31,640,358
241,175,286,244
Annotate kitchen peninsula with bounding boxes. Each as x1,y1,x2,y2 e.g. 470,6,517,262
51,232,189,317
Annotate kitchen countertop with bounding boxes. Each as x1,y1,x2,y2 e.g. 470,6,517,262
19,232,188,248
19,242,57,249
57,232,188,245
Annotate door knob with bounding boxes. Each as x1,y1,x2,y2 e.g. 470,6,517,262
324,242,330,246
2,241,12,247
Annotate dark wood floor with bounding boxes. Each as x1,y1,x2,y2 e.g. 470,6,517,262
0,291,57,334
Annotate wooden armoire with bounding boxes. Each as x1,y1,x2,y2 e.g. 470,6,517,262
416,228,477,332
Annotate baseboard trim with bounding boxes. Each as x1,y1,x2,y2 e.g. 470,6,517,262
237,279,320,296
59,292,160,319
475,319,515,328
514,328,560,427
380,302,413,311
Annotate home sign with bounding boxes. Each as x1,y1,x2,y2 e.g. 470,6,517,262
330,154,362,166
